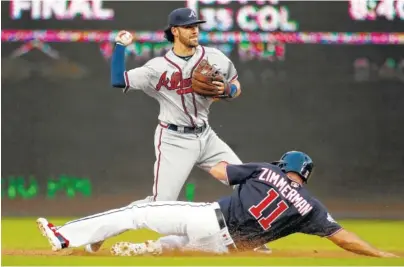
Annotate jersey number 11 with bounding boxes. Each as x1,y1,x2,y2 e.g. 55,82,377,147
248,189,289,230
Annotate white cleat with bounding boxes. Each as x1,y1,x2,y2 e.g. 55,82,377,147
111,240,162,256
36,218,66,251
85,241,104,253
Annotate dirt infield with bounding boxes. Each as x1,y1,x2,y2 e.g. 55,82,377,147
4,248,402,258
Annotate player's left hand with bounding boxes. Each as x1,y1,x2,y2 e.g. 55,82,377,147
212,81,231,98
212,81,225,95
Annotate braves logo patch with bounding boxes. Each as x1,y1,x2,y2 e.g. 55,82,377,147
155,71,193,95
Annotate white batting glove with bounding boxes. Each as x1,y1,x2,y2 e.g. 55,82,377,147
115,30,133,46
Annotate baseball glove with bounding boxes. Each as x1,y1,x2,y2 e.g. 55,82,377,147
191,59,225,97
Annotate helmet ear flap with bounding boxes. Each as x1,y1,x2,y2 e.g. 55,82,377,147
300,164,312,183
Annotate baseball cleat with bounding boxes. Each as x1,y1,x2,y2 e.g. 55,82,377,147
36,218,69,251
111,240,162,256
85,241,104,253
253,244,272,254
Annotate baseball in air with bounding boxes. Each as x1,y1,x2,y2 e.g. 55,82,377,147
121,31,132,42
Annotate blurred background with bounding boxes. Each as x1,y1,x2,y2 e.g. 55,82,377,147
1,0,403,219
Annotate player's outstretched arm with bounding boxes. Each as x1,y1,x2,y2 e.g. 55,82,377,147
111,30,133,88
327,229,399,258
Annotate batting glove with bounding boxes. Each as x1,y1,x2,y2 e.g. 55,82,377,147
115,30,133,46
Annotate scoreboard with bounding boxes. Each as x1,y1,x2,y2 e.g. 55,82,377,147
1,1,403,67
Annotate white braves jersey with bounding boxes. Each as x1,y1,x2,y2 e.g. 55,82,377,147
124,46,238,127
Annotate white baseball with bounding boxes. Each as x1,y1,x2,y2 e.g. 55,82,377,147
121,32,131,42
116,30,133,46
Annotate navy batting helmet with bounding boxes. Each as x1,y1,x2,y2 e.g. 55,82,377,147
272,151,314,183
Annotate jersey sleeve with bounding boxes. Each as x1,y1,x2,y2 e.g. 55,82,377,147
226,163,260,185
299,202,343,237
213,48,238,83
226,60,238,82
124,63,158,93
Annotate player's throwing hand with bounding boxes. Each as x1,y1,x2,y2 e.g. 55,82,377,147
115,30,133,46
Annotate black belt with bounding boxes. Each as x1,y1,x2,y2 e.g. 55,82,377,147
214,208,237,252
167,123,206,134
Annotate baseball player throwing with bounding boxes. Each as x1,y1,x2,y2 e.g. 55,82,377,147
113,9,242,204
85,6,269,253
36,151,399,258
